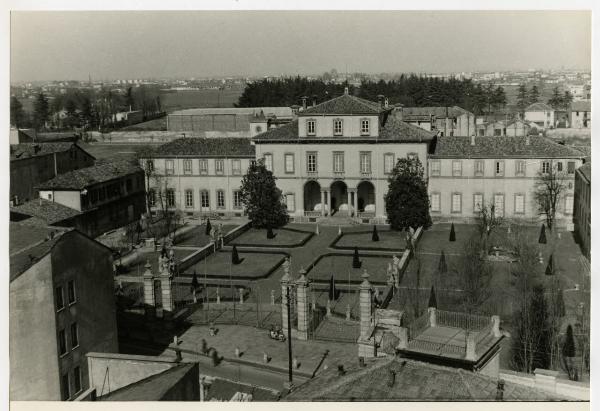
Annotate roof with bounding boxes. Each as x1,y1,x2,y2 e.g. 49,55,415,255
10,142,82,161
570,100,591,112
146,138,255,158
206,378,280,401
100,363,197,401
253,113,435,143
285,357,559,401
9,222,68,282
36,161,143,191
170,107,293,118
299,93,387,116
11,198,81,225
430,136,583,159
577,162,591,182
525,102,553,112
402,106,472,118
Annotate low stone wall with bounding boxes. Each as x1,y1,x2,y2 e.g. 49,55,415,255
499,369,589,400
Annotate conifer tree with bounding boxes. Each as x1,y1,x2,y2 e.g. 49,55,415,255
205,218,212,236
372,225,380,242
428,285,437,309
231,245,242,265
538,224,547,244
449,223,456,242
352,247,362,269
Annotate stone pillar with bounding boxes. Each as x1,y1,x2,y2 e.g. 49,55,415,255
216,287,220,304
311,292,316,310
160,272,174,313
465,331,477,361
281,269,291,336
326,190,331,216
428,307,437,328
359,270,373,338
347,190,352,215
270,290,275,305
326,299,331,317
239,288,244,304
346,304,351,321
396,327,409,350
491,315,501,337
353,190,359,215
320,190,326,216
143,261,155,312
296,270,310,340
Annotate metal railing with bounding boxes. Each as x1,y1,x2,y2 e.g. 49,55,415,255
407,339,465,357
436,310,490,331
304,211,322,217
407,311,430,340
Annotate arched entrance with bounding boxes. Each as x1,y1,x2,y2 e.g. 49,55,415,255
357,181,375,213
303,180,321,212
330,181,348,215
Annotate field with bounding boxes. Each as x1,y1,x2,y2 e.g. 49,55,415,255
182,250,287,280
160,89,243,112
306,254,392,285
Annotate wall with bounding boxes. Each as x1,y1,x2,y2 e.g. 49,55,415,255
10,254,61,400
525,111,554,129
168,113,251,133
297,115,381,138
87,353,179,396
573,169,590,258
161,363,200,401
39,190,82,211
51,231,120,399
499,369,589,400
570,111,591,129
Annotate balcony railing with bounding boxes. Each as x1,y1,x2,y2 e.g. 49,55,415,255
333,171,345,178
357,212,375,219
304,211,322,217
407,339,465,358
436,310,490,331
306,171,318,178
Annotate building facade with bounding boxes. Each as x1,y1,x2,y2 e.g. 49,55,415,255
9,225,119,400
428,135,583,225
573,163,590,258
476,119,533,137
524,102,555,129
403,106,476,137
570,100,591,129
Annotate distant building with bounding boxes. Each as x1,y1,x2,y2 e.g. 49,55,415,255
113,110,144,124
476,119,536,137
9,224,119,400
574,162,590,259
524,102,554,129
10,142,96,204
35,161,146,237
403,106,476,136
428,135,583,226
570,100,591,129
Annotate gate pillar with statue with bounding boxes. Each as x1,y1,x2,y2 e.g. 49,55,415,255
143,245,176,319
295,268,310,340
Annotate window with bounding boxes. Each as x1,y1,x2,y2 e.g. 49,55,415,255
430,160,441,176
478,129,485,136
62,373,70,400
217,190,225,208
360,119,370,136
565,195,574,215
70,323,79,349
514,194,525,214
56,286,64,311
233,190,242,209
145,160,154,172
231,159,241,175
165,160,175,175
430,193,441,212
567,161,576,174
200,191,210,209
199,159,208,175
515,160,526,176
185,190,194,208
306,119,316,136
215,159,224,175
452,160,462,176
475,160,485,176
183,159,192,175
495,160,505,176
451,193,462,213
333,152,344,173
494,128,502,136
67,280,76,305
494,194,505,217
359,152,371,174
473,194,484,213
542,161,550,174
284,154,295,173
73,367,82,394
166,189,175,207
264,154,273,172
59,329,67,356
285,193,295,212
148,189,156,207
307,152,317,173
556,161,563,172
333,119,343,136
384,153,395,174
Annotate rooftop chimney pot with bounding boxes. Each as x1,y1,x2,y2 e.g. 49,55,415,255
312,95,317,108
344,87,349,95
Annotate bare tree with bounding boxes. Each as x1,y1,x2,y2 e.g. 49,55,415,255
453,235,493,315
475,202,504,254
534,163,568,231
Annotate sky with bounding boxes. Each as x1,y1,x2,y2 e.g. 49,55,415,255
10,10,592,82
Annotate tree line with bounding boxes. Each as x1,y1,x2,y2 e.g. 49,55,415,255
516,83,574,113
10,85,164,131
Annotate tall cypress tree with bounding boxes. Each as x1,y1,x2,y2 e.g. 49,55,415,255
428,285,437,309
205,218,212,236
33,92,50,131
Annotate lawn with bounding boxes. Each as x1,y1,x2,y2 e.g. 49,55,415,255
229,227,313,248
306,254,393,285
182,250,287,280
333,229,406,251
174,225,238,247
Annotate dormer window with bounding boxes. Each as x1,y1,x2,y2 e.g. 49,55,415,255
307,119,316,136
333,119,343,136
360,119,370,136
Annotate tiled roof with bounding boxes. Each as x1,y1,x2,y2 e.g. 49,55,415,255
431,136,583,159
170,107,293,118
403,106,472,118
11,198,81,225
570,100,591,112
253,114,435,143
100,363,197,401
285,357,559,401
36,161,143,190
207,378,280,401
578,162,591,182
147,138,255,158
300,93,386,115
525,102,553,112
10,142,77,161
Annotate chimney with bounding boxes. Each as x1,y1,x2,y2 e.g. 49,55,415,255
301,96,307,110
377,94,385,109
312,95,317,108
470,135,476,146
344,87,349,95
495,379,505,400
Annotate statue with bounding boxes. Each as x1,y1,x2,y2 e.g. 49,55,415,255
282,257,291,276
